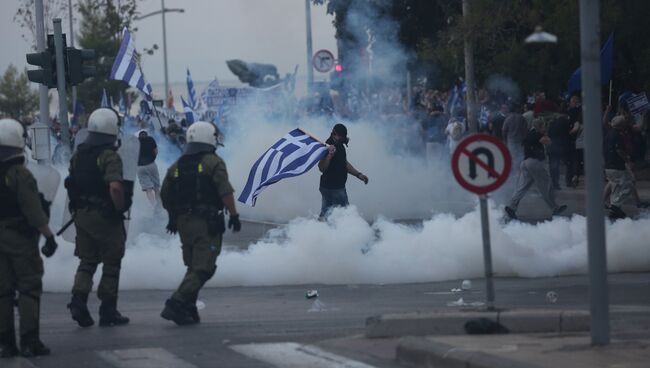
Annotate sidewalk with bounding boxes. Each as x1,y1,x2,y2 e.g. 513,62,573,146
360,305,650,368
396,332,650,368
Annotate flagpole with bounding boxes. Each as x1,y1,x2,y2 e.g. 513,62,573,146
297,127,326,145
608,80,613,106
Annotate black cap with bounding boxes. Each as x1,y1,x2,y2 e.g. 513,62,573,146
333,123,347,137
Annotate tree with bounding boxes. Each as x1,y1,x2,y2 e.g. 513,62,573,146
14,0,69,49
315,0,650,97
75,0,139,112
0,65,39,119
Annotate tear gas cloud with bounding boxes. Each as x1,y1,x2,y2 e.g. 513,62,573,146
38,3,649,292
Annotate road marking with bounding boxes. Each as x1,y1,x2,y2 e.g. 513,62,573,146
231,342,377,368
97,348,197,368
4,358,38,368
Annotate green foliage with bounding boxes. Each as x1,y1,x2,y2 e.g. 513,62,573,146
0,65,39,119
75,0,139,112
314,0,650,96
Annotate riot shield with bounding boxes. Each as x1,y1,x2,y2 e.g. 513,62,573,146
26,162,61,203
60,129,90,242
117,135,140,234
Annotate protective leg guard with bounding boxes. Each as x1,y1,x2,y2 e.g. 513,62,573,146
67,293,94,328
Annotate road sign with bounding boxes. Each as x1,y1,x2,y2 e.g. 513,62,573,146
312,49,335,73
451,133,512,195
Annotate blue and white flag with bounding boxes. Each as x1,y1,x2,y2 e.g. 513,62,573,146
101,88,110,108
238,128,328,206
478,105,490,128
118,92,127,115
447,82,466,115
186,68,200,110
110,27,153,99
181,96,199,124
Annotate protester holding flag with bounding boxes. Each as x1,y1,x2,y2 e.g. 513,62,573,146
318,123,369,219
160,121,241,325
136,130,161,211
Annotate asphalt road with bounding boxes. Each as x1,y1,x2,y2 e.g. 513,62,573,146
4,272,648,368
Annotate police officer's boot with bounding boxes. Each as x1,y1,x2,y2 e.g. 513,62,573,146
0,331,18,359
67,293,94,327
19,330,50,358
188,298,200,323
160,298,195,326
99,299,130,327
20,340,50,357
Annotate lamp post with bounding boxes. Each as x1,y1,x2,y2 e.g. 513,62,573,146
134,1,184,100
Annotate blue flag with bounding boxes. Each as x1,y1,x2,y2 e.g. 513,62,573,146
101,89,110,108
181,96,199,124
567,33,614,94
186,68,200,109
238,128,327,206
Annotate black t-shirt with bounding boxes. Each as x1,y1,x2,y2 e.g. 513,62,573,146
490,113,506,139
138,136,157,166
604,129,626,170
319,141,347,190
523,129,546,161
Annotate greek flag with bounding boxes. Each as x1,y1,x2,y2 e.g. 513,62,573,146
447,82,466,115
238,128,328,206
186,68,200,109
478,105,490,128
101,88,110,108
110,27,153,99
181,96,199,124
118,92,126,115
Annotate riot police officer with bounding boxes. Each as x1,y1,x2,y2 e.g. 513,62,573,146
66,108,131,328
0,119,58,358
160,121,241,325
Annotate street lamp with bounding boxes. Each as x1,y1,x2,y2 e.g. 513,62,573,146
525,25,558,44
134,0,184,102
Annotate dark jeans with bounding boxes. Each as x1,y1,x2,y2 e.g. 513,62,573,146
319,187,349,218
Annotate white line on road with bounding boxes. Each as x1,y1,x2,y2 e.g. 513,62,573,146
97,348,197,368
231,342,378,368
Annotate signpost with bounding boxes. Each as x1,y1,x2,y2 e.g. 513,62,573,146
312,49,335,73
451,133,511,310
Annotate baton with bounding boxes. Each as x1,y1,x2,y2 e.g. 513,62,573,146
56,217,75,236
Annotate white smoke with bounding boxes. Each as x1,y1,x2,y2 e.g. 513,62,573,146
34,2,650,293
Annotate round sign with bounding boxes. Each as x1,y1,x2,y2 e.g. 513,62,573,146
451,133,512,194
312,49,335,73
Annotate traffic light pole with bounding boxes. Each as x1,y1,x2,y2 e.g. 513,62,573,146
53,19,71,157
68,0,77,113
35,0,50,162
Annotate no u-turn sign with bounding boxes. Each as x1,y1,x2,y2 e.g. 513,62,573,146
451,133,512,195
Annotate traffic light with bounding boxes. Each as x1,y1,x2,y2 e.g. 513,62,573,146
66,47,96,85
26,48,56,88
330,63,345,91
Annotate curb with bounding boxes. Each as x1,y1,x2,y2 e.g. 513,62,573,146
396,336,542,368
365,309,589,338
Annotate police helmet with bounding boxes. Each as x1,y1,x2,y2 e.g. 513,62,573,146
88,108,120,136
186,121,218,147
0,118,26,149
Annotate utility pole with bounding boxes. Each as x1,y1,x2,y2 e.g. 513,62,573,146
68,0,76,111
305,0,314,94
53,19,71,158
35,0,50,137
462,0,478,133
579,0,610,346
162,0,169,103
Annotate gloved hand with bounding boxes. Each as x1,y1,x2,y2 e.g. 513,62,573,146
166,216,177,234
228,214,241,232
41,235,58,258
